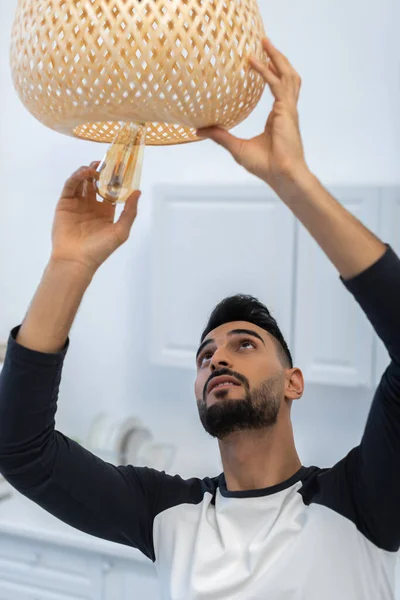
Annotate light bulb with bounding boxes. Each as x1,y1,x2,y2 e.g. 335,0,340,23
94,122,146,205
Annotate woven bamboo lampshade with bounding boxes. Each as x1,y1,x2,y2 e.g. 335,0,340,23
10,0,267,202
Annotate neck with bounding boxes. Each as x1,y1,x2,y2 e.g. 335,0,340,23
218,415,301,492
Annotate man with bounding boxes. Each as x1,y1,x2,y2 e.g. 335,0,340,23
0,38,399,599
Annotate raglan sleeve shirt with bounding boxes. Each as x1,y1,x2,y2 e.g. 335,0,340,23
0,243,400,562
338,243,400,552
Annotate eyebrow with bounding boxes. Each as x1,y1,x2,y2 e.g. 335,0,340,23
196,328,266,360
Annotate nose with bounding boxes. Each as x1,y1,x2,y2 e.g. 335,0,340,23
210,348,232,371
211,361,228,371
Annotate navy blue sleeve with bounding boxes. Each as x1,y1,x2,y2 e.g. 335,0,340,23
0,326,170,562
339,244,400,551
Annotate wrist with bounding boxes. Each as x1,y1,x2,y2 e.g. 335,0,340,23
48,256,96,283
267,164,317,205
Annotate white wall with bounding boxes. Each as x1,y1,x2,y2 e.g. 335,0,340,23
0,0,399,571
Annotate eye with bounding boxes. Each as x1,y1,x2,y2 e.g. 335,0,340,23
240,339,256,350
197,338,256,367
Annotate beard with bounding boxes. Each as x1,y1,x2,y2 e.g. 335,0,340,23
197,372,283,440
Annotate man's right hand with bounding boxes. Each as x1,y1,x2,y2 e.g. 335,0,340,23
51,163,141,275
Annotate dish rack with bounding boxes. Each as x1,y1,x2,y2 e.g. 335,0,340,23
86,412,177,472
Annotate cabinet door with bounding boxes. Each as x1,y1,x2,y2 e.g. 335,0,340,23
150,185,296,369
0,579,91,600
293,187,380,387
101,557,160,600
0,535,102,600
374,188,400,387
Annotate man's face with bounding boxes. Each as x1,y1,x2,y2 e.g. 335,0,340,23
194,321,285,439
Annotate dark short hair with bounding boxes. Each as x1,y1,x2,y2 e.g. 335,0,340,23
200,294,293,369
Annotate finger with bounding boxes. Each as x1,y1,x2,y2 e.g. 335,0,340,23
261,37,292,77
248,55,280,87
85,161,101,201
196,127,245,162
61,166,99,199
82,178,98,199
248,56,281,100
268,60,279,77
114,191,141,241
77,181,86,198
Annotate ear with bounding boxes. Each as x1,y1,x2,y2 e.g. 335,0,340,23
285,368,304,401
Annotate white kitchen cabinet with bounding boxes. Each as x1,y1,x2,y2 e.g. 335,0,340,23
293,187,380,387
0,531,160,600
150,184,296,369
0,533,103,600
150,184,398,388
373,188,400,387
102,558,160,600
0,581,91,600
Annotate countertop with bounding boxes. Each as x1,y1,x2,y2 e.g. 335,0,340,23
0,487,151,565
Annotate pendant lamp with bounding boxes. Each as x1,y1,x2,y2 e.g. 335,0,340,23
10,0,266,204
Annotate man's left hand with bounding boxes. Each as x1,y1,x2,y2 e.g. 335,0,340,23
197,38,309,189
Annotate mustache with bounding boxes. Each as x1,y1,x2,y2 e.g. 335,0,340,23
204,367,247,396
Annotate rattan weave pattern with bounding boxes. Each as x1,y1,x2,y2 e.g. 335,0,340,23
10,0,266,145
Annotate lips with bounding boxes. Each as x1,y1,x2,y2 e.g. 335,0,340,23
207,376,242,395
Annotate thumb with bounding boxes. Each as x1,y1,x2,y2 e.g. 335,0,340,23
115,190,141,241
196,127,243,161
